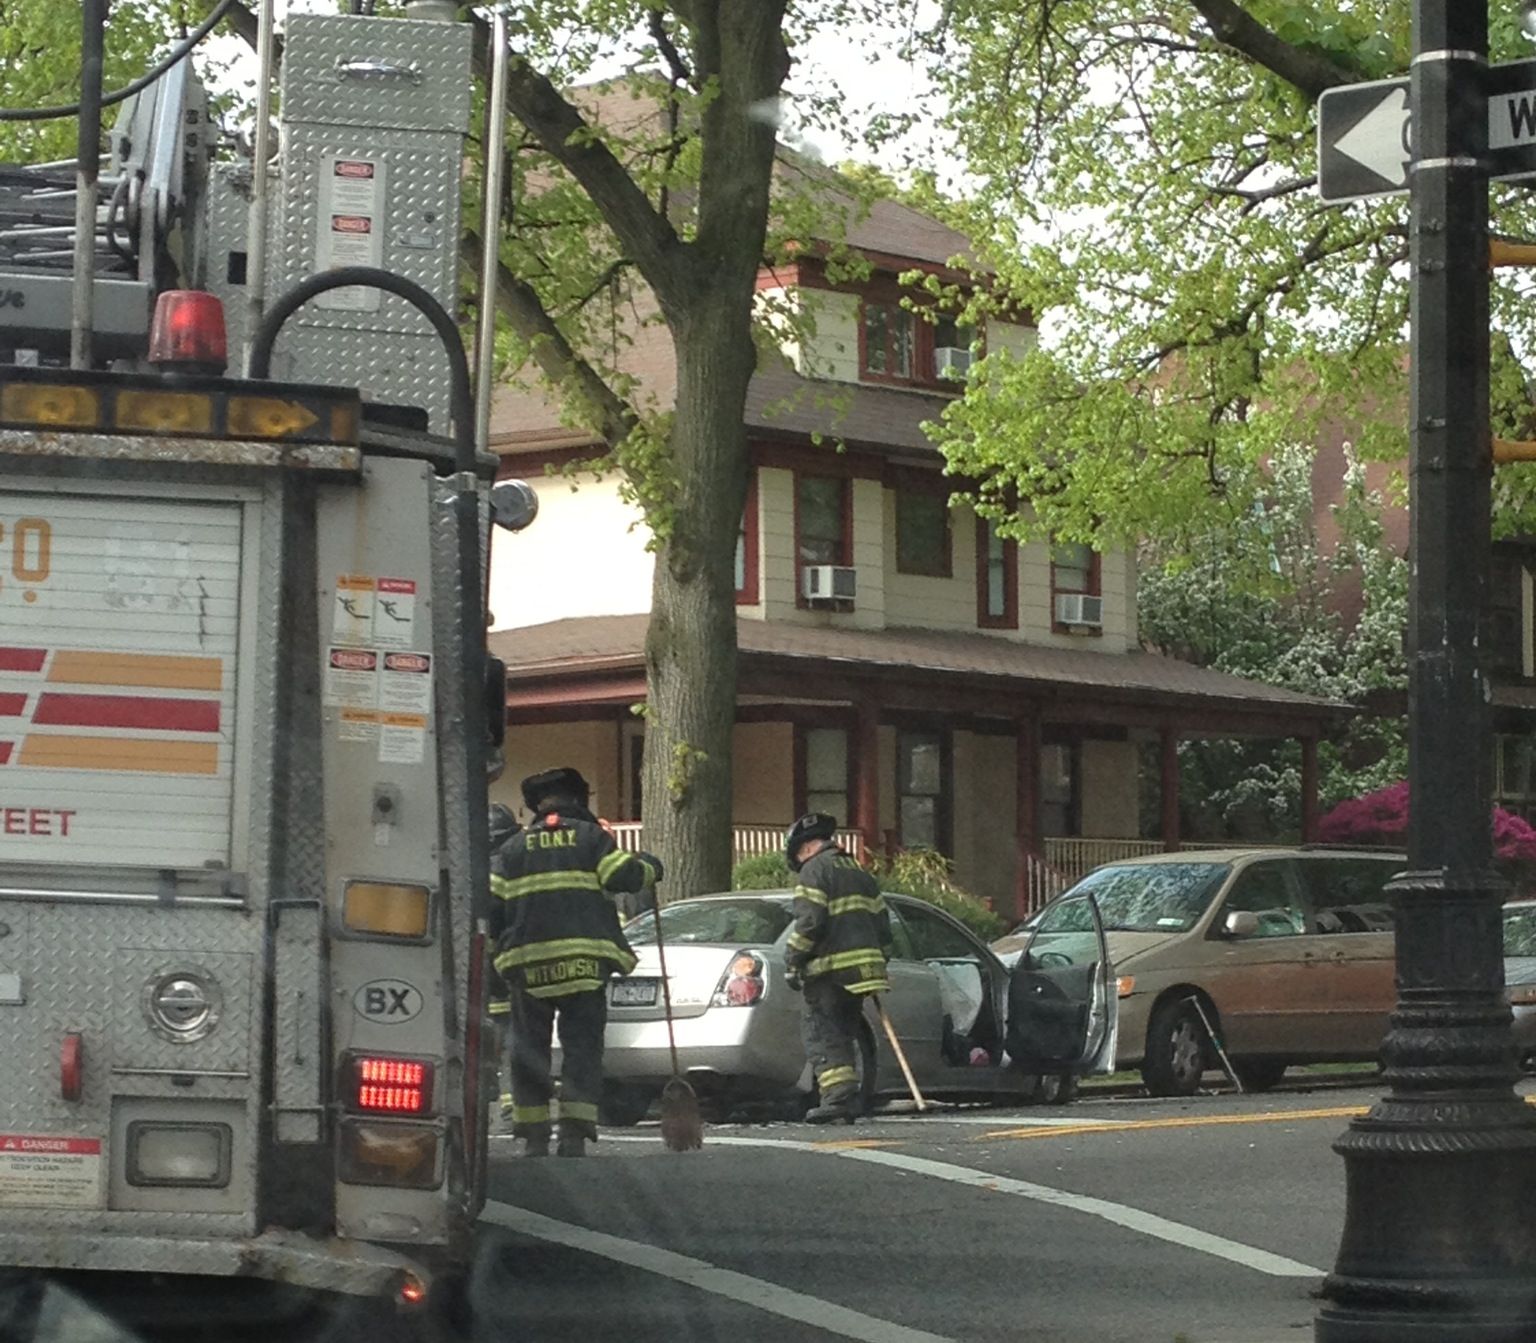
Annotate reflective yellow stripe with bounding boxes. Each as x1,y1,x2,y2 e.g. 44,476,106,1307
817,1066,857,1089
786,931,815,952
827,894,885,916
845,978,888,995
491,870,602,901
497,937,636,969
512,1105,550,1125
488,999,510,1015
560,1100,599,1123
794,885,828,906
596,849,630,884
806,948,887,976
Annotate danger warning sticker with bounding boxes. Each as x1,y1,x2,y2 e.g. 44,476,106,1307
0,1134,103,1208
324,646,379,708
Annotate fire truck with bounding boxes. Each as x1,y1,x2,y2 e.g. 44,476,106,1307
0,0,525,1326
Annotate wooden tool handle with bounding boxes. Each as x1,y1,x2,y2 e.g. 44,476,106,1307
876,997,927,1113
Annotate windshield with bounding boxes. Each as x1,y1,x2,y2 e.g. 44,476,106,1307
1505,905,1536,958
624,899,793,947
1052,862,1232,933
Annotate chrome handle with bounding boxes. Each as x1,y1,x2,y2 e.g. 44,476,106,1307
335,58,421,85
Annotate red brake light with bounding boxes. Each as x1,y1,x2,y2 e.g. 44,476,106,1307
148,291,228,373
348,1055,434,1114
714,952,765,1007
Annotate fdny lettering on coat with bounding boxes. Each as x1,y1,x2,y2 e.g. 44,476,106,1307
528,828,577,850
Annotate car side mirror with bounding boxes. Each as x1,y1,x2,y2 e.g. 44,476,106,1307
1223,910,1260,938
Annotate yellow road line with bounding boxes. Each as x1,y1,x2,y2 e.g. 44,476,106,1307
812,1138,900,1150
982,1104,1369,1141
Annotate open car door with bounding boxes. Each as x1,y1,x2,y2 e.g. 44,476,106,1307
1005,893,1118,1076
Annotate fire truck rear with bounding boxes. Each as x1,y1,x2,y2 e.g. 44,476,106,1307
0,1,519,1319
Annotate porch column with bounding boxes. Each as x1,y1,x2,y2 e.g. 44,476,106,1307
1160,726,1180,852
1014,710,1042,921
1300,735,1319,843
854,698,880,859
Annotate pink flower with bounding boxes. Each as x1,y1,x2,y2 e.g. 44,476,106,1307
1318,782,1536,862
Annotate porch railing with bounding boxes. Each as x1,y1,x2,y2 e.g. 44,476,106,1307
606,822,865,867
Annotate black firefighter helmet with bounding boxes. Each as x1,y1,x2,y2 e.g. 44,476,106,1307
521,765,590,813
785,812,838,872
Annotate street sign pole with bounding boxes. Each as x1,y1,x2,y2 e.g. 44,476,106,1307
1317,4,1536,1339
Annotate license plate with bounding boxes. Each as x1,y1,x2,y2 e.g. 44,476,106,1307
611,979,659,1007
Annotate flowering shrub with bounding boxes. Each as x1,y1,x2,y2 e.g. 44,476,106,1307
1318,781,1536,864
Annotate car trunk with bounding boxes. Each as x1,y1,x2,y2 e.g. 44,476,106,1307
606,945,745,1021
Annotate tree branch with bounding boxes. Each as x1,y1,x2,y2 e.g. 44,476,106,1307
1186,0,1356,101
462,229,637,449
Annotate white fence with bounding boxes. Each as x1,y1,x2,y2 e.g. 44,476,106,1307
606,822,865,866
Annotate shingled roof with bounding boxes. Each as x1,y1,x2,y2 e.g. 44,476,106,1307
492,615,1349,729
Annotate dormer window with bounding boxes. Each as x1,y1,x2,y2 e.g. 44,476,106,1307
861,301,915,380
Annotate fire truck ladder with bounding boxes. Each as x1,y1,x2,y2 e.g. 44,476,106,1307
0,54,208,366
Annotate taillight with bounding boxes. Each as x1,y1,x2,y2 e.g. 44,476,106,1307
148,290,228,373
712,952,765,1007
345,1054,435,1114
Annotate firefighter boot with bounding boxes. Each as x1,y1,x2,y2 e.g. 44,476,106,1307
517,1123,551,1158
556,1120,591,1158
805,1083,859,1126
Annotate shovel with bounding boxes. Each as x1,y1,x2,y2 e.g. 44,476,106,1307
652,896,704,1150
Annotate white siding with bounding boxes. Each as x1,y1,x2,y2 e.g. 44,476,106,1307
884,492,978,632
488,470,653,630
757,287,863,384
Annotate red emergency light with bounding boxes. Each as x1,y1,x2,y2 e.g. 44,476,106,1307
346,1054,434,1115
148,290,228,374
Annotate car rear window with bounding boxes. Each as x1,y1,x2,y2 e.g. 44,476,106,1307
1063,862,1231,933
1505,905,1536,957
625,899,793,947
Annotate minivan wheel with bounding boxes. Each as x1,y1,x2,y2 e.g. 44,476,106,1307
1142,998,1208,1097
1231,1059,1287,1092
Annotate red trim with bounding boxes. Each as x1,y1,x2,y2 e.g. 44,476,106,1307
735,469,760,605
493,444,607,478
976,517,1019,629
793,472,853,608
0,694,26,717
32,692,221,733
0,647,46,673
0,742,12,764
751,439,888,480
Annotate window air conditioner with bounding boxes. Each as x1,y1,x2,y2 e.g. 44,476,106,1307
803,565,857,605
1055,593,1104,629
934,346,973,379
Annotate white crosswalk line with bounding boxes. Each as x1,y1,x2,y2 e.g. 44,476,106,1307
481,1200,957,1343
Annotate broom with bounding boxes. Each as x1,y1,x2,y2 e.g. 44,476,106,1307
652,892,704,1150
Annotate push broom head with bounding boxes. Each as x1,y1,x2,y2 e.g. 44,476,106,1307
659,1076,704,1151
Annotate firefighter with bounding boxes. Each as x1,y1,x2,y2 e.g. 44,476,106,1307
489,767,660,1157
782,813,892,1124
486,802,523,1125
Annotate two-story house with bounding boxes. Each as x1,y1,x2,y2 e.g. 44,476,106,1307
486,190,1345,916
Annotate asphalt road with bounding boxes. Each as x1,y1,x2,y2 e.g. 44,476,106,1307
11,1073,1442,1343
460,1075,1384,1343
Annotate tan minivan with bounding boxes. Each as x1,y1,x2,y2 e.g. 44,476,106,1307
997,848,1405,1096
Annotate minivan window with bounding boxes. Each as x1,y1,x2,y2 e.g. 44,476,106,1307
1301,857,1400,933
1219,862,1305,938
1066,862,1231,932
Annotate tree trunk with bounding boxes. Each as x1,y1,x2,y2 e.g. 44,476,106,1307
641,293,755,898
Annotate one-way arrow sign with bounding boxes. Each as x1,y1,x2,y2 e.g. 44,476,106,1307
1318,59,1536,203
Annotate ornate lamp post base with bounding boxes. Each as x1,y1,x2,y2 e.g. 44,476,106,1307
1318,876,1536,1341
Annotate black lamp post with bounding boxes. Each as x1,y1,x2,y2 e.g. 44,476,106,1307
1316,3,1536,1339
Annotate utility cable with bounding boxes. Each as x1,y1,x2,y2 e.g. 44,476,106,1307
0,0,237,122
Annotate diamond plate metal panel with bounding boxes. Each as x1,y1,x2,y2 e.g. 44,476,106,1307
111,949,253,1074
265,328,452,433
271,128,461,332
431,476,474,1050
269,480,329,1141
281,14,472,133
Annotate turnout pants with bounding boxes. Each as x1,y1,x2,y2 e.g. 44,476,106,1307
507,986,608,1139
801,976,866,1106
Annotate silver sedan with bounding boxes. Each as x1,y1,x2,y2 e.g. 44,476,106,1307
587,890,1115,1124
